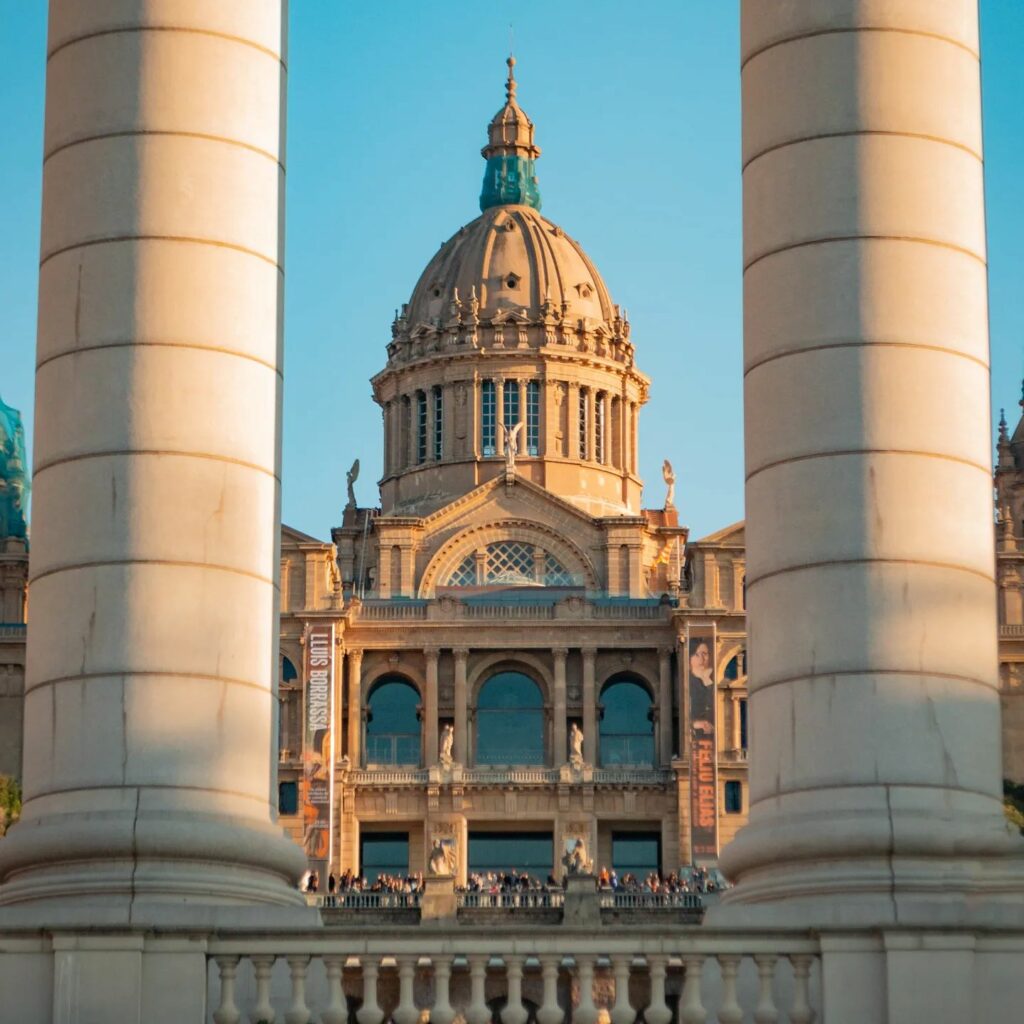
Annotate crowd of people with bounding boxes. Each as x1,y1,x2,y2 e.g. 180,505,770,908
302,869,425,906
596,865,724,894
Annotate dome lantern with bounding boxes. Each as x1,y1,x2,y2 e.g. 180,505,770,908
480,57,542,212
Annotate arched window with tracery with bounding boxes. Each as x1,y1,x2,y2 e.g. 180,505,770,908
476,671,545,765
366,678,421,766
440,540,577,588
599,678,654,767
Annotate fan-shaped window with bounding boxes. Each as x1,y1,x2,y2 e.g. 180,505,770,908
449,553,477,587
366,679,421,766
477,671,544,765
486,541,536,585
281,656,298,683
442,541,577,587
600,679,654,767
724,649,747,682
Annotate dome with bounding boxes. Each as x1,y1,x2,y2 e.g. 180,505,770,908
405,204,615,331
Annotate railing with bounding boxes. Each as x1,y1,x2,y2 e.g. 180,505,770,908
592,767,672,785
356,602,428,620
591,603,667,619
1000,623,1024,637
463,603,555,619
364,735,421,766
313,891,422,910
0,624,26,639
349,768,429,785
462,767,558,785
598,889,703,910
208,932,821,1024
457,888,564,909
598,736,656,768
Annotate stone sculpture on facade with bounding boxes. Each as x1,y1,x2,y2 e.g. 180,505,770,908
569,721,584,765
562,835,592,876
662,459,675,510
503,420,523,474
345,459,360,511
439,723,454,766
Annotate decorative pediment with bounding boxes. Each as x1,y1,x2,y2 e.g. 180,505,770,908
490,306,530,325
694,519,745,548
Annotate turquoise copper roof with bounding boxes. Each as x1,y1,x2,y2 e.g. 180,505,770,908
480,57,542,212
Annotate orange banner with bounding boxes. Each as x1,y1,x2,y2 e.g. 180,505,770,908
302,623,335,879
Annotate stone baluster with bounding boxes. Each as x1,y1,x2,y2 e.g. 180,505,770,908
212,957,242,1024
394,956,420,1024
356,958,384,1024
574,957,599,1024
322,956,348,1024
789,956,816,1024
752,956,779,1024
679,955,707,1024
284,956,312,1024
430,957,456,1024
501,956,529,1024
609,956,634,1024
465,955,491,1024
250,956,277,1024
644,956,672,1024
715,956,743,1024
536,956,563,1024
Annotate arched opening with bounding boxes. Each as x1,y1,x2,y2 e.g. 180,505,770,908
476,671,545,766
366,678,421,766
599,678,654,767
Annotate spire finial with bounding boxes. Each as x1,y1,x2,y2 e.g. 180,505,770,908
506,55,516,102
999,408,1009,443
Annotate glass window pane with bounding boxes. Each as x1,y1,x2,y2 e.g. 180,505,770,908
600,680,654,767
361,832,409,883
468,832,552,875
611,831,661,878
477,671,544,765
367,678,421,765
481,380,496,456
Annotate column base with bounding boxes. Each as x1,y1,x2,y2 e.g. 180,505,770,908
712,785,1024,929
0,805,318,929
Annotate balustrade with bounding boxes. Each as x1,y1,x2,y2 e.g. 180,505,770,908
209,936,820,1023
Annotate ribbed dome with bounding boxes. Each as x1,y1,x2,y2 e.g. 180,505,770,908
406,204,615,331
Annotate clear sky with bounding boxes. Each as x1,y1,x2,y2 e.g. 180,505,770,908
1,4,1022,541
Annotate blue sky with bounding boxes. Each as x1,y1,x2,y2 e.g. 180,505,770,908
1,4,1022,540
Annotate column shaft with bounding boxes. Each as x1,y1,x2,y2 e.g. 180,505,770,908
453,649,469,764
582,648,597,765
722,0,1023,918
424,648,439,766
0,0,305,916
347,650,364,769
553,648,568,762
658,649,673,765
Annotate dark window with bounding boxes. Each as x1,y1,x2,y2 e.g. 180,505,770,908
740,698,748,750
360,831,409,884
281,656,298,682
578,387,589,459
468,831,552,875
481,380,496,455
599,679,654,767
477,671,544,765
504,380,521,436
416,391,428,464
526,380,540,455
595,392,605,463
432,386,443,460
612,831,661,879
366,678,421,765
277,780,298,816
725,780,743,814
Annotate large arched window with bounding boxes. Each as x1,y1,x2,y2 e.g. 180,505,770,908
476,671,545,765
599,679,654,767
366,678,421,766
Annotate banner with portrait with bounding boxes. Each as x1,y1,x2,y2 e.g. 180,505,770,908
302,623,335,880
687,626,719,862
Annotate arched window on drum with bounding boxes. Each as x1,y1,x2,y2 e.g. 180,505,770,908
599,677,654,767
476,671,545,766
366,678,421,766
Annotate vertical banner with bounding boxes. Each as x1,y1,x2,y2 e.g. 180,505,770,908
687,625,719,862
303,623,335,883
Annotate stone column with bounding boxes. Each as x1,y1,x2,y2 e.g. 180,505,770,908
585,389,596,463
658,648,673,765
567,382,580,459
347,649,364,769
582,647,597,766
730,694,742,754
553,648,568,763
721,0,1024,920
0,0,306,918
453,648,469,764
423,648,439,767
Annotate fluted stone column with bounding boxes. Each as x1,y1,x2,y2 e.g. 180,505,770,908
453,648,469,764
0,0,306,921
658,648,673,765
553,648,568,762
424,648,439,766
582,648,597,765
347,649,364,769
720,0,1024,922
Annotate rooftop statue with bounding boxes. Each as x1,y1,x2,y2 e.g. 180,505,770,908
0,396,29,540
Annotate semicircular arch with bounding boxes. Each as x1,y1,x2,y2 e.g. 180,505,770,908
419,519,598,597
